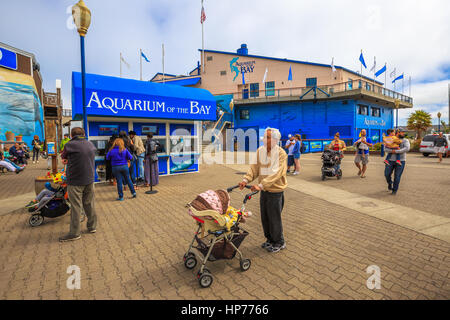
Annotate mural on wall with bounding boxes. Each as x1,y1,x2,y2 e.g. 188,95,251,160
0,80,44,146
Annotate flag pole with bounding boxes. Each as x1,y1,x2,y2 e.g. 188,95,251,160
162,43,165,84
409,76,411,97
140,49,142,81
201,0,205,74
384,63,387,89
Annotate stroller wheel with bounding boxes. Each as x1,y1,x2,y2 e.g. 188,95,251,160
197,268,210,278
29,214,44,227
337,170,343,180
321,173,326,181
184,256,197,270
183,252,195,261
199,273,213,288
240,259,251,271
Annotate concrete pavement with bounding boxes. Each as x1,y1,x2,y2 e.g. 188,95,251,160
0,157,449,300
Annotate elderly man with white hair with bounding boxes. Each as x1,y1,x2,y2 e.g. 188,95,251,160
239,128,288,253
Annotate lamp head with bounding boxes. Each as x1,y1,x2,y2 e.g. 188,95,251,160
72,0,91,37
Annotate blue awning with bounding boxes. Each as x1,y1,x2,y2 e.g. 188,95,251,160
72,72,216,121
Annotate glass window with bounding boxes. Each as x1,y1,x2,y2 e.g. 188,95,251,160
371,107,380,117
357,104,368,115
348,79,353,90
240,109,250,120
250,83,259,98
265,81,275,96
306,78,317,87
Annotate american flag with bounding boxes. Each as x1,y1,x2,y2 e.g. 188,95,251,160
200,5,206,24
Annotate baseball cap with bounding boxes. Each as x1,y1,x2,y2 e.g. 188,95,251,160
288,134,292,138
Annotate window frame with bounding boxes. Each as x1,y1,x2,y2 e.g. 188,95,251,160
306,77,317,87
250,83,259,98
265,81,275,96
240,109,250,120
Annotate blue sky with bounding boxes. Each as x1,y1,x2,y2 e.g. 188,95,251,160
0,0,449,126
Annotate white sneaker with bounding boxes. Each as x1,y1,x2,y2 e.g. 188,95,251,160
293,171,299,175
32,161,35,164
36,161,39,164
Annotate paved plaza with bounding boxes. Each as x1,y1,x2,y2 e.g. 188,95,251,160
0,152,449,300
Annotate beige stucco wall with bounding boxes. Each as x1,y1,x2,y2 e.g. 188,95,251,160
188,51,378,96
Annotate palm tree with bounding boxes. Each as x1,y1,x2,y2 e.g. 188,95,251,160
407,110,432,139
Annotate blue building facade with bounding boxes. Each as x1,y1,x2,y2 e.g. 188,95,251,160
233,98,393,150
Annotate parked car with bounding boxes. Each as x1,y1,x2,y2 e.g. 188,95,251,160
420,134,450,157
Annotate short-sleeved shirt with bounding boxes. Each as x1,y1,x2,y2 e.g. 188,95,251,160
435,137,448,147
356,138,373,154
285,140,295,155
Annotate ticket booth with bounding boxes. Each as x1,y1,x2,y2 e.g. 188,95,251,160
71,72,216,182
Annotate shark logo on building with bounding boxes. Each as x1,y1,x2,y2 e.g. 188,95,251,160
229,57,240,81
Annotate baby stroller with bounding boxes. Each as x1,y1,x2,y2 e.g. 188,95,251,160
321,149,343,180
183,185,258,288
28,185,81,227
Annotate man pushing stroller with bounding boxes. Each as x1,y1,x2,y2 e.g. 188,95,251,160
238,128,288,253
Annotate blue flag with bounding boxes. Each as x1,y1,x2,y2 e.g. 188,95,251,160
359,52,367,69
392,73,404,83
375,64,386,77
141,51,150,62
288,65,293,81
242,70,245,85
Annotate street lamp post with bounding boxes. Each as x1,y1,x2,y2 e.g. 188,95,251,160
437,112,441,133
72,0,91,137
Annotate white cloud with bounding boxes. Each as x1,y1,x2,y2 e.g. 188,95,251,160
0,0,448,127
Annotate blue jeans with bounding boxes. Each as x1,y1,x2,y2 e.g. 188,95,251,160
384,161,406,192
112,165,136,198
137,152,145,179
128,158,137,184
5,159,21,170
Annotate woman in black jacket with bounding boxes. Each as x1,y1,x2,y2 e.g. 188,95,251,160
31,135,42,164
105,134,117,184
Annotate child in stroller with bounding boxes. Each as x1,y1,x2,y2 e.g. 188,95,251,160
26,169,84,227
321,149,343,180
183,185,257,288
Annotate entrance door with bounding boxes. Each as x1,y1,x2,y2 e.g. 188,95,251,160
242,88,249,99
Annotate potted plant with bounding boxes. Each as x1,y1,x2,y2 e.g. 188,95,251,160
5,131,15,141
15,135,23,142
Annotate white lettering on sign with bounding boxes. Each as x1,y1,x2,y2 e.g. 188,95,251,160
364,118,386,127
85,91,212,117
190,101,211,115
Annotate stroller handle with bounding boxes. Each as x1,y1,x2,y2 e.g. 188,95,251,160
227,185,259,204
227,184,252,192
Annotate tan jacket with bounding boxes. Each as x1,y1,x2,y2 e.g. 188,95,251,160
243,145,288,193
132,135,145,155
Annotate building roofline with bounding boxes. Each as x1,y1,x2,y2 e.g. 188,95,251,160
0,42,37,62
149,72,178,81
199,49,384,85
152,75,201,83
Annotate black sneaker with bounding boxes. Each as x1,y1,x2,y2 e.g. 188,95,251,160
87,228,96,234
388,183,392,191
269,243,286,253
59,234,81,242
391,190,397,195
261,241,271,249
